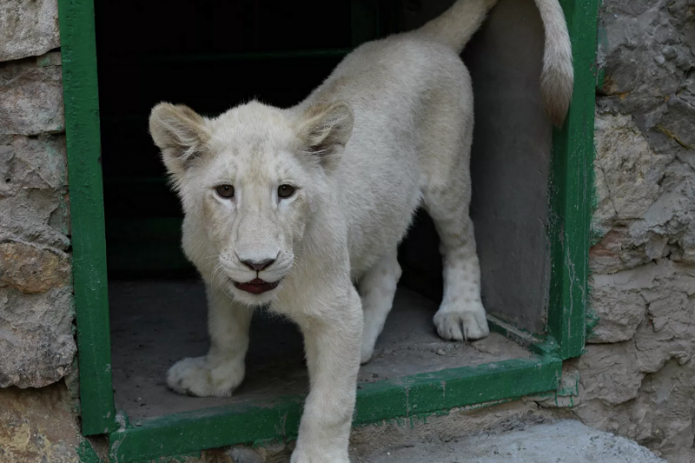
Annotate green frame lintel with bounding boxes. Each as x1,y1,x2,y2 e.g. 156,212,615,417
57,0,598,459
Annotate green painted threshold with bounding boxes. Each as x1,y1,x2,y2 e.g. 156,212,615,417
109,355,561,462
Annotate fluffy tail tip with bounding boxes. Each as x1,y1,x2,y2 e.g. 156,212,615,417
542,65,574,127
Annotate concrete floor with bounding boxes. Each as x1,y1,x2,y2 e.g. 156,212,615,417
109,279,532,421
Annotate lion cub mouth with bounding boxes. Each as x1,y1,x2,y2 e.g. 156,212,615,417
233,278,280,295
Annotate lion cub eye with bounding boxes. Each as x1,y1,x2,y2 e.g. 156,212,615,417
215,184,235,199
278,184,296,199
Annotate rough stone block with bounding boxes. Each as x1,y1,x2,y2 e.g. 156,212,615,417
591,110,695,271
0,240,70,294
630,167,695,264
0,189,71,251
0,134,67,196
0,134,70,250
589,273,647,343
0,0,60,62
0,52,64,136
0,382,82,463
593,114,673,237
0,286,75,388
589,229,655,275
575,358,695,463
582,250,695,462
598,0,693,116
578,342,644,405
658,97,695,149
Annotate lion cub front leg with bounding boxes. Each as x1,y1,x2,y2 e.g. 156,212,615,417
359,248,401,364
289,286,363,463
167,285,253,397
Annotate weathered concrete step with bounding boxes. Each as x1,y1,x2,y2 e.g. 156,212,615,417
359,420,665,463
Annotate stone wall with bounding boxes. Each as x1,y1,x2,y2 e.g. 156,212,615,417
0,1,84,461
0,0,694,462
0,0,74,390
571,0,695,462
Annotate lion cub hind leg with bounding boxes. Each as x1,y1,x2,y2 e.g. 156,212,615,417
424,185,490,342
358,248,402,364
166,285,253,397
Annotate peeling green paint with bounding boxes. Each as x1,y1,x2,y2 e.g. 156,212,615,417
588,141,600,247
589,229,603,248
585,309,601,340
595,26,608,91
77,440,104,463
586,136,599,341
38,54,56,67
131,452,202,463
556,376,580,398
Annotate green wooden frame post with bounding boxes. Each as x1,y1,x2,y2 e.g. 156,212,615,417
57,0,598,460
58,0,118,435
548,0,599,359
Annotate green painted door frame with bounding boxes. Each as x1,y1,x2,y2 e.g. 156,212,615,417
58,0,116,436
58,0,598,460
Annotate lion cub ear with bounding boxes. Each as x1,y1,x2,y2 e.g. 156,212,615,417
149,103,211,177
297,102,353,171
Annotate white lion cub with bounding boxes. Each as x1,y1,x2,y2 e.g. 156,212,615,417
149,0,573,460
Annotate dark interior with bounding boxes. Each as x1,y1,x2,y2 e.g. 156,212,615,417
96,0,552,421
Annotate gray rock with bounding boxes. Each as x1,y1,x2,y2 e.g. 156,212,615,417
358,421,665,463
0,240,71,294
0,134,67,197
588,274,646,343
0,286,75,388
0,382,84,463
0,0,60,62
598,0,693,116
0,5,73,390
227,447,266,463
0,133,70,249
593,114,673,237
0,52,64,136
0,185,71,252
578,342,645,406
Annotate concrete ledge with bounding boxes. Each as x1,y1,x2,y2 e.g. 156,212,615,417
360,420,665,463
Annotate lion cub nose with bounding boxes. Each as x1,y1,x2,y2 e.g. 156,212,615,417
241,259,275,272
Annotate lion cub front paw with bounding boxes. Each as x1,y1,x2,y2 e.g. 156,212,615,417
291,446,350,463
433,300,490,342
166,356,244,397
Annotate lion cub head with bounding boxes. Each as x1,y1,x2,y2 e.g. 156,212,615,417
149,100,353,305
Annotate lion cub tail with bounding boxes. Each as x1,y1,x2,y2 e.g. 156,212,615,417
414,0,498,53
415,0,574,126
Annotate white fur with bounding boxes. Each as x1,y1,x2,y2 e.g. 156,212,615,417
148,0,573,461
